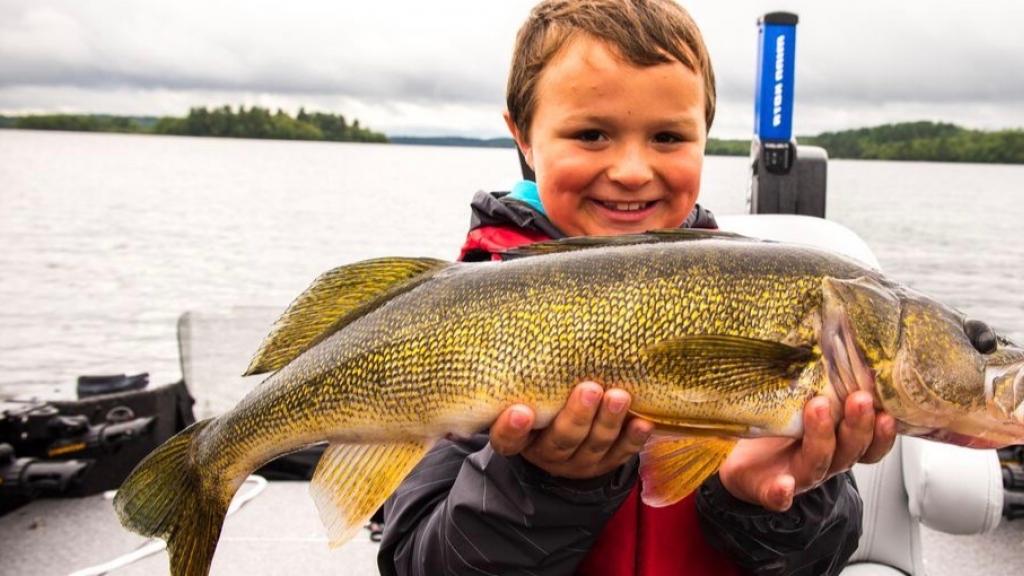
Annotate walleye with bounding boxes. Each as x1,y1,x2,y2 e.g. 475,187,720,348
115,230,1024,576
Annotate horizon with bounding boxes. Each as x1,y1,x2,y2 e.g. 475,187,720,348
3,109,1022,141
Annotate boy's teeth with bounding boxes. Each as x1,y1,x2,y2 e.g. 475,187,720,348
601,201,648,211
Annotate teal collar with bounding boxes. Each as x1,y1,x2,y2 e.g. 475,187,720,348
507,180,545,215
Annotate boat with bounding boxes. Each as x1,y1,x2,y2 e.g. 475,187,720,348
1,11,1021,576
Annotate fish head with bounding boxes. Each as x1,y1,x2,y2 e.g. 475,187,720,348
892,293,1024,448
822,276,1024,448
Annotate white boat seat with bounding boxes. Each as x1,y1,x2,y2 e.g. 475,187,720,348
842,437,1003,575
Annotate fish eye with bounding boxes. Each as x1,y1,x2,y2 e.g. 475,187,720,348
964,319,998,354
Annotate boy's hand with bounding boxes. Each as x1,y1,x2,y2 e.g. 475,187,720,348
717,391,897,511
489,382,654,480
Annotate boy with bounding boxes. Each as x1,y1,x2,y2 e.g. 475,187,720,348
380,1,895,574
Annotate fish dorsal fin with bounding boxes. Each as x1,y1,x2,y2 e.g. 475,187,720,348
645,228,750,241
244,257,450,376
639,434,737,507
310,440,433,548
638,335,816,402
503,228,751,259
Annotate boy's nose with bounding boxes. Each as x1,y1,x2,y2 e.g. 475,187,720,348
607,145,653,190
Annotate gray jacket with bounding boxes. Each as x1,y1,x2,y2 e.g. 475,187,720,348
378,433,862,576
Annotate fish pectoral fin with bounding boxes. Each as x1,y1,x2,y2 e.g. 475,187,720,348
640,335,816,399
638,434,737,508
244,257,450,376
310,440,434,548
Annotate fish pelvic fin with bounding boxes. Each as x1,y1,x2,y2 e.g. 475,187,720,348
639,434,737,508
244,257,451,376
311,439,434,548
114,419,228,576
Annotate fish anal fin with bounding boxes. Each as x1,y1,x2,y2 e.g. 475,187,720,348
639,435,737,508
244,257,450,376
310,440,433,548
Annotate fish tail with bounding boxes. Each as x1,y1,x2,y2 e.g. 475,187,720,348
114,419,228,576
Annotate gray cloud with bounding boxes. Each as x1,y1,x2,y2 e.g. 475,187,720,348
0,0,514,103
2,0,1023,137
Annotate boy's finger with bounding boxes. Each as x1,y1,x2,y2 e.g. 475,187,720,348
793,397,835,490
600,417,654,468
830,392,875,475
573,389,632,464
860,412,897,464
760,475,796,512
531,382,603,461
489,404,535,456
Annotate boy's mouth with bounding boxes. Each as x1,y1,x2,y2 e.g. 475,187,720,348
590,199,660,222
598,200,656,212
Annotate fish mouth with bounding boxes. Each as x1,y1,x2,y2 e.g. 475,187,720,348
922,351,1024,449
986,358,1024,423
820,306,876,406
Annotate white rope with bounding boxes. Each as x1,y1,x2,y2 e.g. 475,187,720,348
68,475,269,576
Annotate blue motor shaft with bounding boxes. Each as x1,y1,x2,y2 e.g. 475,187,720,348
754,12,799,143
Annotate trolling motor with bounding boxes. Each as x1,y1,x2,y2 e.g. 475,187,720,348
748,12,828,217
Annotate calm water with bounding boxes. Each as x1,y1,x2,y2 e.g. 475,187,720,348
1,129,1023,399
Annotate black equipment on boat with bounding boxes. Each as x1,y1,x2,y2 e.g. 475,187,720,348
0,443,92,515
0,376,195,515
76,373,150,398
1001,446,1024,520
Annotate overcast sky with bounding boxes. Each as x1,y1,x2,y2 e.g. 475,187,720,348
2,0,1023,139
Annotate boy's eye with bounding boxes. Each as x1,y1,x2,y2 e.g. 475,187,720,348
653,132,685,144
574,130,606,143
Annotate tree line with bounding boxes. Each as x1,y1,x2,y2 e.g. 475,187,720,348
2,106,387,143
801,121,1024,164
706,121,1024,164
3,114,156,133
4,113,1024,163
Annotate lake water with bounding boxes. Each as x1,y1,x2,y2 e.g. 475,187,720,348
1,129,1023,399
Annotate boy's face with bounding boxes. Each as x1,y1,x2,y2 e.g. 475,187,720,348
508,35,707,237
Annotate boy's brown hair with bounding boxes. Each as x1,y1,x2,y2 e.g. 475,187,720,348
507,0,716,141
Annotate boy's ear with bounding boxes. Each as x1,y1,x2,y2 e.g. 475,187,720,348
503,110,533,169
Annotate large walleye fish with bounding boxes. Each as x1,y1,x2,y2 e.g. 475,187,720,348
115,230,1024,576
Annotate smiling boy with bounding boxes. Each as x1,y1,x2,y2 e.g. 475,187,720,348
509,33,706,237
380,2,894,575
